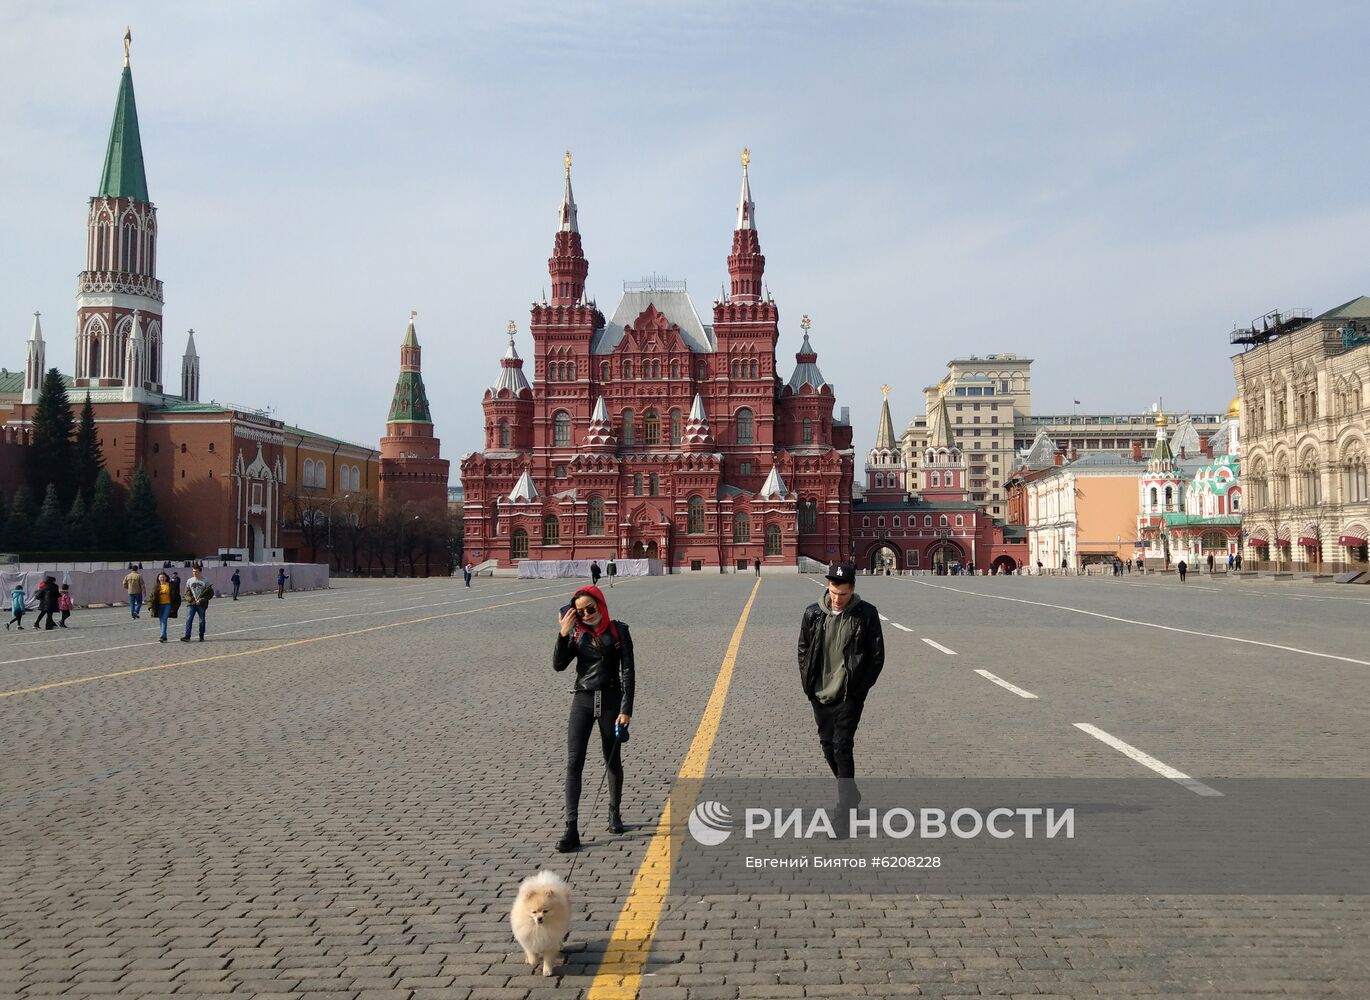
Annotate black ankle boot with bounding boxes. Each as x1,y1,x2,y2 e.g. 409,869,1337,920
607,808,625,834
556,823,581,853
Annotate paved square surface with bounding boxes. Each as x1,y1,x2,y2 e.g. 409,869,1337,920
1,572,1368,998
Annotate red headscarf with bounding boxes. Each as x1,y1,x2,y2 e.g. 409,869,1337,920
571,585,619,644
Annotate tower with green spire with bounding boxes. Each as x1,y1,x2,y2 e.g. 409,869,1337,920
76,28,165,399
379,313,450,513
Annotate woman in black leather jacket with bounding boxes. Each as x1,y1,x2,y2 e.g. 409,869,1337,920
552,584,635,853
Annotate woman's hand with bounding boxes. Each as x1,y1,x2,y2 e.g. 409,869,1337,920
615,714,631,727
559,608,578,637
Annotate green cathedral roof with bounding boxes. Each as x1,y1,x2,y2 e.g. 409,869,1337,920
388,370,433,424
98,65,150,202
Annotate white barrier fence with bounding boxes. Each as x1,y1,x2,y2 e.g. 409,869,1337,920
1,563,330,610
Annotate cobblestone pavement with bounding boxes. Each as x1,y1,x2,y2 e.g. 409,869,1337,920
1,574,1367,999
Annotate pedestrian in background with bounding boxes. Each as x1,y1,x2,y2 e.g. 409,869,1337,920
276,568,288,598
1177,559,1188,583
590,560,601,586
6,583,25,630
58,584,73,628
148,571,175,642
181,565,213,642
231,568,241,600
123,564,145,619
463,562,473,588
34,577,59,631
606,557,617,588
1207,552,1215,575
754,557,762,578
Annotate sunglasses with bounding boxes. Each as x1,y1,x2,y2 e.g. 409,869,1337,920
575,605,599,617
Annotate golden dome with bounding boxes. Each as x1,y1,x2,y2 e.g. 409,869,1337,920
1227,395,1240,417
1154,410,1168,427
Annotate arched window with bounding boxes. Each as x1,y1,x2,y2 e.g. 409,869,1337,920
697,361,706,380
304,458,315,487
542,515,560,546
633,473,643,496
803,418,813,444
1164,486,1173,510
875,473,884,488
568,362,576,381
499,421,510,448
671,360,680,380
688,495,706,534
588,496,605,535
553,411,571,447
644,409,660,446
765,523,782,555
893,516,900,528
649,473,659,496
121,218,137,272
930,473,940,487
799,499,817,534
651,360,660,379
600,362,610,381
924,515,932,526
736,407,754,444
622,409,635,446
1301,455,1321,505
624,360,633,379
955,515,964,526
670,409,682,446
731,360,739,379
733,513,751,543
511,528,528,558
940,515,948,527
1149,487,1158,509
749,360,758,379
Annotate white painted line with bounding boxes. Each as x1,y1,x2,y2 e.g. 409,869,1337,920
974,669,1038,699
912,580,1370,667
879,613,890,621
921,637,957,655
1073,723,1222,796
891,622,914,633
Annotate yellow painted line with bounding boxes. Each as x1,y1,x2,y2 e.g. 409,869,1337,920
0,595,559,701
587,578,760,1000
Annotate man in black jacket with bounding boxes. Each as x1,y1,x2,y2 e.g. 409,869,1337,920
798,562,884,834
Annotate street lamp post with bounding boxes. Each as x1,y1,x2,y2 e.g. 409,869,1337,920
398,513,420,577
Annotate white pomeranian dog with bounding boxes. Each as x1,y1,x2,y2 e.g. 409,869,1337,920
510,870,571,976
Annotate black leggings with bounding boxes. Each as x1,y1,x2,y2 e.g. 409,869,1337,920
812,698,864,807
565,689,623,824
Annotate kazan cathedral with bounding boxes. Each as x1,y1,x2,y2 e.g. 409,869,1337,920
460,153,854,571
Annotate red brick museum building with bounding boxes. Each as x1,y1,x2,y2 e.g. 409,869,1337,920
461,152,854,571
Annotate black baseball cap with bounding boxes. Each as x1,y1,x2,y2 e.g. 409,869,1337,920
825,561,856,583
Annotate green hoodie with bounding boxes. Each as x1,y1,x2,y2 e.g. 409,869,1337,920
813,590,862,705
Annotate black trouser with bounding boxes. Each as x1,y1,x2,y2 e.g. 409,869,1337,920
811,698,864,807
565,689,623,825
35,609,56,630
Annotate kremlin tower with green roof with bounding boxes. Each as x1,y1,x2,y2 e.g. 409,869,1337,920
74,29,168,401
379,312,450,514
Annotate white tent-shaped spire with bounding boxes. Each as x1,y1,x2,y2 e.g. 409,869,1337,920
682,392,714,448
583,396,617,449
23,311,46,403
758,464,788,499
508,469,541,502
736,147,756,231
558,150,579,233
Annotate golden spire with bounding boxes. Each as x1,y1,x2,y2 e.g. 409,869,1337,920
881,384,891,399
741,147,750,168
123,27,131,66
564,150,572,175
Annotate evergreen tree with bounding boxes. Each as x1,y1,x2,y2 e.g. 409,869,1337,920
28,368,75,506
72,394,104,503
90,470,124,550
123,465,165,553
66,492,96,552
34,483,67,551
1,485,36,552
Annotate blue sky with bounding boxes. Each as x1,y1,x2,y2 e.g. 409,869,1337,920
5,1,1370,465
